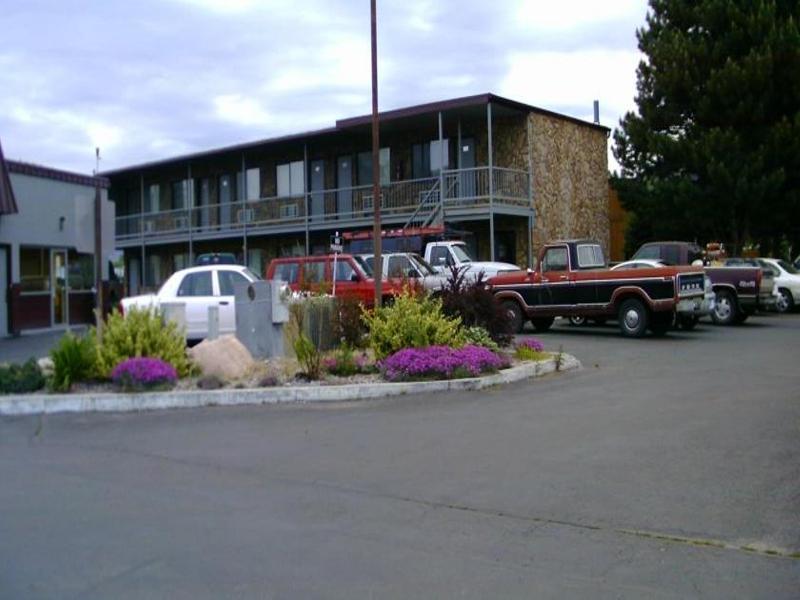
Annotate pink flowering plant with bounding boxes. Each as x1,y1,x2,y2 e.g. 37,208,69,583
380,345,510,382
514,338,547,360
111,357,178,391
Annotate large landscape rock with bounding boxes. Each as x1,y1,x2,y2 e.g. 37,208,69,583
189,335,255,381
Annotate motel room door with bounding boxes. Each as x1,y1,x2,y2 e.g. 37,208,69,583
310,160,325,221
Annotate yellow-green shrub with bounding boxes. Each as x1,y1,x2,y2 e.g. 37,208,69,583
94,308,194,378
362,290,464,360
50,332,97,391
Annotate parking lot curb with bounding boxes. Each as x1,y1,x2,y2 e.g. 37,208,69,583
0,354,581,417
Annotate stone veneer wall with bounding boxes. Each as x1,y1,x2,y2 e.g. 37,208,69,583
529,113,609,258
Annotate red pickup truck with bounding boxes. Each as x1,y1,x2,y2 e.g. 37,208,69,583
488,240,708,338
265,254,400,307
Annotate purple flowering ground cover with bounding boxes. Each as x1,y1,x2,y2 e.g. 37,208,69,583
381,345,510,382
111,357,178,391
516,338,544,352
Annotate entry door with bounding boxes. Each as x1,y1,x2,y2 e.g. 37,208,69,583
216,268,251,335
459,137,476,199
336,156,352,217
539,245,573,307
0,247,7,337
310,160,325,221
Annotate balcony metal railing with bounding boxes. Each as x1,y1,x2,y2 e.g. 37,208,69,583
115,166,531,242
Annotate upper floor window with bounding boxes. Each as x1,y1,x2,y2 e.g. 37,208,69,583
357,149,390,186
145,184,160,213
413,140,450,178
171,179,192,210
246,168,260,200
277,161,305,197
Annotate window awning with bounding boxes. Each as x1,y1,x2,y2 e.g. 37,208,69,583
0,138,19,215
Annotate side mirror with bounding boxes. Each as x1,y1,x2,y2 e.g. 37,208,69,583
350,273,360,282
407,269,420,278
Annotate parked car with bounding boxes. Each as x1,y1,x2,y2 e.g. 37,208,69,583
195,252,239,265
722,257,780,312
265,254,398,307
610,259,666,270
423,240,520,280
757,258,800,313
632,241,770,325
361,252,448,293
488,240,708,337
120,265,261,340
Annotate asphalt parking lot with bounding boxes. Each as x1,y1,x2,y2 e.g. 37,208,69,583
1,314,799,598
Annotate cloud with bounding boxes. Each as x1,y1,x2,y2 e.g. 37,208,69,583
0,0,648,174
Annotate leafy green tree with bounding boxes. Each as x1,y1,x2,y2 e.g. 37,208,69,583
613,0,800,257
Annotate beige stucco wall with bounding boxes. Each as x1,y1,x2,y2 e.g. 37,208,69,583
529,113,609,259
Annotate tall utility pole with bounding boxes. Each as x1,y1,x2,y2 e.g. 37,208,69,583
94,147,103,335
370,0,382,306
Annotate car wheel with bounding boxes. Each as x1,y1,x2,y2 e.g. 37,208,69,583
711,290,737,325
502,300,525,334
776,288,794,314
649,311,673,336
617,298,649,338
568,315,586,326
677,315,699,331
531,317,555,332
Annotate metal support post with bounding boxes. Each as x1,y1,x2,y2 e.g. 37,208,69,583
526,115,534,268
187,162,193,265
241,153,248,266
438,111,445,221
303,143,310,255
487,102,495,261
140,174,146,289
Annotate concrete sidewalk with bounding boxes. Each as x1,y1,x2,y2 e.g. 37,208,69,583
0,327,86,365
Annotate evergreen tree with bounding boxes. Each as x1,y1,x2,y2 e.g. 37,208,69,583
613,0,800,256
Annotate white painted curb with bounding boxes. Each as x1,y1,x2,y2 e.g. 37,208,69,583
0,354,580,417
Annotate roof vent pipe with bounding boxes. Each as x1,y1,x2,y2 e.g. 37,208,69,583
593,100,600,124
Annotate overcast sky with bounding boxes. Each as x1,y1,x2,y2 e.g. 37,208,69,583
0,0,648,174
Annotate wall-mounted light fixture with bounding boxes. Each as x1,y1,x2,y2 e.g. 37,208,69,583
59,216,65,231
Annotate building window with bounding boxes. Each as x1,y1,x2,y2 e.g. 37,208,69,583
246,168,260,200
357,149,390,185
172,180,187,210
412,140,450,178
412,143,431,178
67,251,94,291
146,184,160,213
277,161,305,197
20,247,50,292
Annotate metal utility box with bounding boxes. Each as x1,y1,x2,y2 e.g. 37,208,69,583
234,280,289,359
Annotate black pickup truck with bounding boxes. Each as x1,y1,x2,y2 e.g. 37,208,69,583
632,242,774,324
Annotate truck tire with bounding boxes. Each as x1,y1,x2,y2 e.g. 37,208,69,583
711,290,737,325
617,298,649,338
776,288,794,313
502,300,525,334
531,317,554,332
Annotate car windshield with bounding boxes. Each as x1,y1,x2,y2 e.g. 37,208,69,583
409,254,436,275
353,255,373,277
777,259,799,275
451,244,472,263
